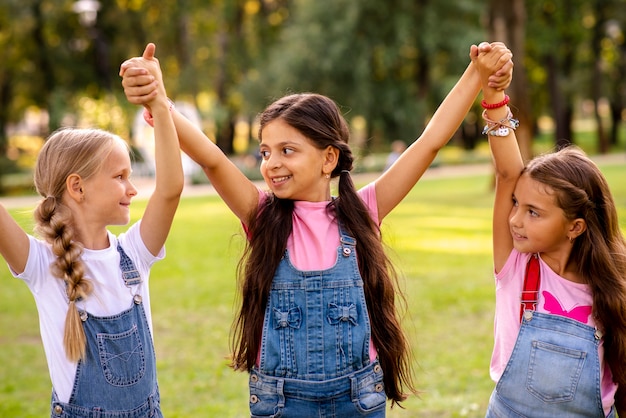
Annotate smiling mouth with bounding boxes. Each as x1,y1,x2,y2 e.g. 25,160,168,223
272,175,292,183
512,230,526,240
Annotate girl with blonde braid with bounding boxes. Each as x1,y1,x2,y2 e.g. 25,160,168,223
0,43,182,417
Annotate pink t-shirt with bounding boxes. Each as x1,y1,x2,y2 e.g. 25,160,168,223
491,249,617,415
250,183,379,364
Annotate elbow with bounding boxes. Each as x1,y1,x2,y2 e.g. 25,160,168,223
494,167,522,185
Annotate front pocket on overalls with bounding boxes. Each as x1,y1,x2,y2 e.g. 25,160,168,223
97,324,146,386
249,374,283,418
354,363,387,413
526,340,587,403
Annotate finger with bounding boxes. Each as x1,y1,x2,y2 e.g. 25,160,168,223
124,67,151,77
495,59,514,76
124,89,159,105
478,41,491,52
121,75,156,89
488,74,512,90
120,66,149,78
123,81,158,97
143,43,156,60
125,91,158,106
469,44,479,61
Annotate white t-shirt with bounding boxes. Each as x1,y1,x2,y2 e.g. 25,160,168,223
11,221,164,402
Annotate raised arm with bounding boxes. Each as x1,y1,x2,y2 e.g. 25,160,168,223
473,43,524,272
374,43,513,220
169,108,259,221
120,48,258,223
120,44,184,255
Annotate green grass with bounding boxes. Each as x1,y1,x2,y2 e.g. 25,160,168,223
1,161,625,417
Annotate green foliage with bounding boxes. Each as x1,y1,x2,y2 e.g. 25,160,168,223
1,160,624,417
240,0,486,143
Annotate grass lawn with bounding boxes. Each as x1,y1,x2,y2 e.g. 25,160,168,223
0,160,624,417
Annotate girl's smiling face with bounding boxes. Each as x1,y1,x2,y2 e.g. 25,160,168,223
259,119,335,202
82,140,137,227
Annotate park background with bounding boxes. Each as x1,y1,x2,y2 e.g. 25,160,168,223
1,0,626,416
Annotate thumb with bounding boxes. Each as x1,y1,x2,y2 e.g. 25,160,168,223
143,43,156,60
469,44,478,60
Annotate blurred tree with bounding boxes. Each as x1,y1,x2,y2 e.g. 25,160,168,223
487,0,534,162
1,0,623,168
240,0,485,151
593,0,626,151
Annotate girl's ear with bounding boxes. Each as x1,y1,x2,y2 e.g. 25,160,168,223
569,218,587,240
322,146,340,176
66,174,84,203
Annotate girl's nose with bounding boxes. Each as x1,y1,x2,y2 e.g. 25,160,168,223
127,180,138,197
267,154,281,169
509,206,521,227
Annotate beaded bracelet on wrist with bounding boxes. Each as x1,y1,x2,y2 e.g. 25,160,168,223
481,108,519,137
481,94,510,109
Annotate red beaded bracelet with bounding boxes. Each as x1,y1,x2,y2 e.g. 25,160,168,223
481,94,510,110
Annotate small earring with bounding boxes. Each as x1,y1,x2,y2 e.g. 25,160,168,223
325,173,330,179
568,236,574,244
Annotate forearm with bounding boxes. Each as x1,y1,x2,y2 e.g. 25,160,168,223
374,61,480,218
172,109,226,171
171,106,259,221
151,101,184,199
418,61,481,153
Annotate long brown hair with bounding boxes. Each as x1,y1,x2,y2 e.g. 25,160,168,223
524,146,626,387
33,127,123,362
230,93,416,405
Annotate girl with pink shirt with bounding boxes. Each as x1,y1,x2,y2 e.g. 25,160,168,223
474,45,626,417
121,42,511,417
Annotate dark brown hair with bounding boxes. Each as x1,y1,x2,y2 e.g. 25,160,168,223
524,146,626,387
229,93,415,405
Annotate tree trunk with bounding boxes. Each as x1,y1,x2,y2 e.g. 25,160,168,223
591,0,609,154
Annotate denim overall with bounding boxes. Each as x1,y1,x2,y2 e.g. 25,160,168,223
248,228,387,417
486,311,614,418
50,244,162,418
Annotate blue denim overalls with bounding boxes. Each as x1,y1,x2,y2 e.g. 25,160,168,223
50,244,162,418
248,228,387,417
486,310,615,418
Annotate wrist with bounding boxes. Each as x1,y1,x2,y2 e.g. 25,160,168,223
143,99,174,127
481,94,509,110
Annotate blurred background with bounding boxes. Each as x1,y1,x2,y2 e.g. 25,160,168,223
0,0,625,193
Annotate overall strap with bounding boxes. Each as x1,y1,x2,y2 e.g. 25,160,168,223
520,253,540,322
338,224,356,257
117,243,142,286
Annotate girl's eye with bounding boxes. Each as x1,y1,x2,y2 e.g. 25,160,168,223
512,197,518,207
260,150,270,159
529,209,538,217
282,148,294,155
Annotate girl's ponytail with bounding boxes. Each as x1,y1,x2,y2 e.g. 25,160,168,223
35,194,93,362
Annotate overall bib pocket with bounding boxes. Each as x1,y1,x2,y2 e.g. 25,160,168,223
97,324,146,387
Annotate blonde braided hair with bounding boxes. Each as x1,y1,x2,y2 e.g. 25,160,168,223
33,128,124,361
